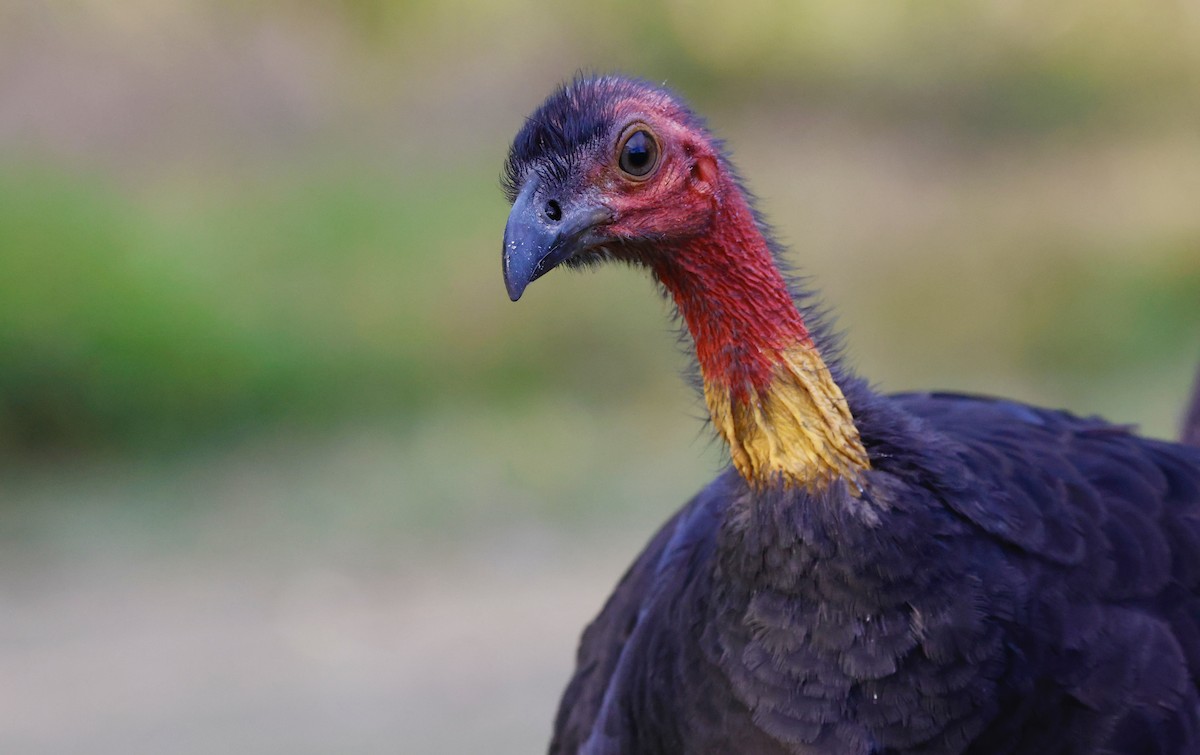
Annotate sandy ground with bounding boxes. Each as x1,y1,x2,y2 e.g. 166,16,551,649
0,443,662,755
8,553,634,755
1,532,638,755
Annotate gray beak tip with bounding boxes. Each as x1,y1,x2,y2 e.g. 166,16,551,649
501,176,610,302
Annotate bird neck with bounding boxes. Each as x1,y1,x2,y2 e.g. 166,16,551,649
652,187,870,491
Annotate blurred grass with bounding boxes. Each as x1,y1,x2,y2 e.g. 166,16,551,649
1,154,1194,461
0,0,1198,455
0,160,687,455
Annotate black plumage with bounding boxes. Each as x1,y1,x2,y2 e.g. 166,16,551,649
549,394,1200,754
500,74,1200,754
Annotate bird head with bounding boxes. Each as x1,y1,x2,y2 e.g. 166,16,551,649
501,75,724,301
501,75,871,490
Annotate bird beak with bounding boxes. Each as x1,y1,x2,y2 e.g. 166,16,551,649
502,178,612,301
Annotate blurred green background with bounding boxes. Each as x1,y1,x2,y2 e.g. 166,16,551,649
2,1,1198,752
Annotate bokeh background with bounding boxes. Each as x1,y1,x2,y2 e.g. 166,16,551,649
2,1,1199,752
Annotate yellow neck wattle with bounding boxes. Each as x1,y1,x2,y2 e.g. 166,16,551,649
704,342,870,491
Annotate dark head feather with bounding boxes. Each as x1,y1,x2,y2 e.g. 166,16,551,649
502,74,702,202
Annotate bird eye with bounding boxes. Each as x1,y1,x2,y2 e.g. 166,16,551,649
617,127,660,179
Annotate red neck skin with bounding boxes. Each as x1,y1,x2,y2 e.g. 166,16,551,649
650,187,812,401
637,166,869,490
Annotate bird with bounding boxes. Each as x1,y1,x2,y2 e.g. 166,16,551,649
500,74,1200,755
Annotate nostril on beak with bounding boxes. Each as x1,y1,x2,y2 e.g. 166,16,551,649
544,199,562,222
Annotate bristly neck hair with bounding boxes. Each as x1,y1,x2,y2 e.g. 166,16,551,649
649,156,871,492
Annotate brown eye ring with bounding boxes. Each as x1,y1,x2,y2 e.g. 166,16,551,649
616,124,660,180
